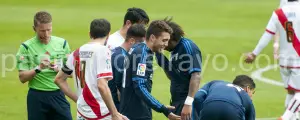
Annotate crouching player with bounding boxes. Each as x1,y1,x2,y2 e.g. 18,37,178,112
192,75,256,120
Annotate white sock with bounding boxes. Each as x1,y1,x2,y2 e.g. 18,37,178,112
291,114,297,120
286,94,295,108
282,93,300,120
295,112,299,119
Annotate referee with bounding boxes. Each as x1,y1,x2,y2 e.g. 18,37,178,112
16,11,72,120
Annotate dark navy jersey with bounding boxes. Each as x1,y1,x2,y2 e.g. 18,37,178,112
192,80,255,120
108,46,128,108
156,38,202,101
120,43,169,120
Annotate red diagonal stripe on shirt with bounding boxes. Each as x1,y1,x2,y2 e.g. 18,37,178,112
82,82,111,119
275,8,300,56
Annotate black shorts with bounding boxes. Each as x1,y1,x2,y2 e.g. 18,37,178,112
199,101,244,120
27,88,72,120
170,100,185,116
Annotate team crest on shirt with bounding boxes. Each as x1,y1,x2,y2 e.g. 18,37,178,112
137,63,146,76
150,74,153,80
106,59,111,69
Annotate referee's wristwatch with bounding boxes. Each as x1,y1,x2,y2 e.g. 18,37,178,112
34,66,41,74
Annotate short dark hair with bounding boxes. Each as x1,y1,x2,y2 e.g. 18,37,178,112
34,11,52,26
233,75,256,90
164,17,184,42
146,20,173,41
288,0,298,2
123,7,149,25
90,19,111,39
126,24,146,42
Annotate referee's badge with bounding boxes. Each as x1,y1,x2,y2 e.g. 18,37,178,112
137,63,146,76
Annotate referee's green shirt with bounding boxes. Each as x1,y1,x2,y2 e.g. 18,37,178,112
16,36,71,91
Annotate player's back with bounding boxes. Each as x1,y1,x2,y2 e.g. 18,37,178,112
203,80,251,110
276,2,300,65
106,31,125,50
74,43,112,119
280,0,288,7
193,80,255,120
196,80,255,120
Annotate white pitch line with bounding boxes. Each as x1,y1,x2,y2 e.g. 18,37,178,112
256,118,277,120
251,64,284,120
251,64,284,87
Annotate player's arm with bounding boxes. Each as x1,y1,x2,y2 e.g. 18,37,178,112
245,12,278,63
54,54,77,102
245,97,256,120
187,72,201,101
132,76,170,115
19,60,52,83
252,32,274,55
192,84,210,120
132,51,173,118
182,44,202,120
115,61,124,101
183,71,201,119
16,44,44,83
186,46,202,99
55,70,77,102
98,77,118,115
253,12,278,56
111,54,125,101
113,55,125,93
18,70,35,83
96,48,120,117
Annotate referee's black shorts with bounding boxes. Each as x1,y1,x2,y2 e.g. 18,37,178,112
27,88,72,120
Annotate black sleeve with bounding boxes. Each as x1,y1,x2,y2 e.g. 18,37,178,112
192,88,208,120
188,44,202,74
113,55,125,92
244,93,256,120
155,52,170,70
155,52,174,80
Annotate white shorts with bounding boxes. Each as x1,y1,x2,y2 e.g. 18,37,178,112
77,112,112,120
280,66,300,91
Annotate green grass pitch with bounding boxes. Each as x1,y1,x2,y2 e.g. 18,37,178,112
0,0,285,119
